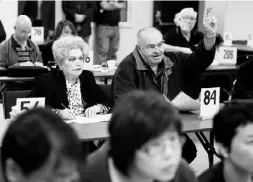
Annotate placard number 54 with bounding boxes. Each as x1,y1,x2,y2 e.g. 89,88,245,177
203,90,217,105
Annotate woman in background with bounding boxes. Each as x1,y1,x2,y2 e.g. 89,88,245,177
0,19,6,43
42,20,77,66
30,35,110,119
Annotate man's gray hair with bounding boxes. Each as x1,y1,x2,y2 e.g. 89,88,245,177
52,35,89,65
137,27,161,46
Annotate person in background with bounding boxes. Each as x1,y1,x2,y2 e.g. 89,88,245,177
22,0,55,40
30,35,110,120
62,1,96,43
198,102,253,182
111,8,217,164
83,91,197,182
0,108,85,182
0,15,43,68
93,0,126,65
163,8,203,54
42,20,77,66
0,19,6,43
232,59,253,99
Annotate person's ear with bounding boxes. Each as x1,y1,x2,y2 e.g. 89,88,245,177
5,158,23,182
218,143,229,158
180,134,186,146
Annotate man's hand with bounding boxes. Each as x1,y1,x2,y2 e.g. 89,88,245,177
179,47,193,54
203,7,217,38
75,14,85,23
203,7,217,50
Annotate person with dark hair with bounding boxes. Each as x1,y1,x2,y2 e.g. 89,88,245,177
111,8,218,164
42,20,77,66
198,102,253,182
84,90,197,182
1,108,85,182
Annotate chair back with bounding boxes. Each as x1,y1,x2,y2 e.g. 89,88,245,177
2,90,31,119
99,84,111,99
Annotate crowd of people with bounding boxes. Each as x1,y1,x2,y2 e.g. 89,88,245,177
0,2,253,182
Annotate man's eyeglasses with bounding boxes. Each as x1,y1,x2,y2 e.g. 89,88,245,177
146,40,165,52
182,16,196,22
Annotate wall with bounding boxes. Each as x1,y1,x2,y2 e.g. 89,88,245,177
0,0,18,38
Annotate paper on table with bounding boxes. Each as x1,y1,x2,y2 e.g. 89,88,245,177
65,114,112,124
171,92,200,111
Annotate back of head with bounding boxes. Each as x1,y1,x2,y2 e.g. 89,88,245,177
213,101,253,150
1,108,83,181
109,90,182,175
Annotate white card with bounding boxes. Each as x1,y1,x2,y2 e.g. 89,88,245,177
83,50,94,71
247,33,253,47
200,87,220,120
218,46,237,65
16,97,45,111
223,32,232,46
31,27,44,42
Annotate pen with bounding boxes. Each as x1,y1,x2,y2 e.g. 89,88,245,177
61,103,67,109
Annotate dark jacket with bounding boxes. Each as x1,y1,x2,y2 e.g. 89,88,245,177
0,36,43,68
22,0,55,38
62,1,96,37
111,41,215,104
41,40,54,65
0,20,6,43
232,60,253,99
163,27,204,52
29,69,110,109
198,162,225,182
82,143,197,182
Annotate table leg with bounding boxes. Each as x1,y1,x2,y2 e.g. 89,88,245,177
195,131,222,168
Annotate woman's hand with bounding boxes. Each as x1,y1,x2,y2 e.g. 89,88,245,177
85,105,101,118
59,109,76,120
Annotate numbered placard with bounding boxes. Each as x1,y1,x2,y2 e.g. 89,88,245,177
218,46,237,65
31,27,44,42
16,97,45,111
223,32,232,46
247,33,253,47
83,50,94,71
200,87,220,120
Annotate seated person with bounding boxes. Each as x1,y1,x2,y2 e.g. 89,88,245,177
163,8,203,54
198,102,253,182
42,20,77,66
232,59,253,99
111,8,217,164
1,108,85,182
29,35,110,120
84,91,197,182
0,15,43,68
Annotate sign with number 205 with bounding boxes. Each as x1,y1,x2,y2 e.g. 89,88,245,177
200,87,220,119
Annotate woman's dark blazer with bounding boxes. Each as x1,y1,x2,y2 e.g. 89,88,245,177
29,69,111,110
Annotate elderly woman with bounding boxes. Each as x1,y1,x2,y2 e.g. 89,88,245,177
30,35,110,119
42,20,77,66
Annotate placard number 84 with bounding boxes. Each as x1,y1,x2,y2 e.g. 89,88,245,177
224,50,233,59
204,90,217,105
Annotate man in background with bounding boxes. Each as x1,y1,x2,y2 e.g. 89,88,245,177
62,1,96,43
22,0,55,40
94,0,126,65
0,15,42,68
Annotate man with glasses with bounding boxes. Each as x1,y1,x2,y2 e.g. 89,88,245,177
83,91,197,182
111,8,217,164
163,8,202,55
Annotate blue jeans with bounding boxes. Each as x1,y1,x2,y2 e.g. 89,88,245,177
94,25,120,64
